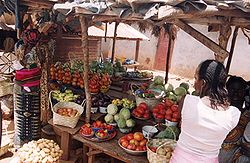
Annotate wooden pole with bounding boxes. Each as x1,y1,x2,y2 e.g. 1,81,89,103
135,39,140,62
174,19,229,61
215,24,232,62
226,27,239,74
79,15,92,123
165,27,172,83
111,22,119,63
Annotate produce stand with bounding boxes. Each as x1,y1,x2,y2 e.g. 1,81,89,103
4,0,249,163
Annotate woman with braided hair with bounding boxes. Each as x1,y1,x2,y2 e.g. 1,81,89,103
170,60,241,163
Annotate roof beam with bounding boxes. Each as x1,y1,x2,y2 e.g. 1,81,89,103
174,19,229,60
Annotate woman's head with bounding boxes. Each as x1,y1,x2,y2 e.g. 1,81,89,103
194,60,229,108
226,76,247,109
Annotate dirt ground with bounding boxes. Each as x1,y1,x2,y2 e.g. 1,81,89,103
0,71,194,162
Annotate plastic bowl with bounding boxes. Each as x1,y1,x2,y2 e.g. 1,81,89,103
142,125,158,139
119,127,133,134
165,119,178,127
91,107,98,113
99,107,107,114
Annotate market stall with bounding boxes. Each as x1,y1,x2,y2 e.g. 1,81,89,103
2,0,249,162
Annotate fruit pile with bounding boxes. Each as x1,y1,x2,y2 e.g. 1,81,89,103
80,121,114,139
52,89,79,102
50,63,84,88
91,93,112,108
95,129,108,139
148,144,174,160
18,139,63,163
119,132,147,151
50,61,112,93
112,98,135,109
152,99,180,123
164,82,190,103
88,73,111,94
125,71,153,79
80,123,94,137
132,102,150,120
56,108,79,117
104,104,136,131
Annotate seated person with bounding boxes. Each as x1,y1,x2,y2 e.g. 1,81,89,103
219,76,250,163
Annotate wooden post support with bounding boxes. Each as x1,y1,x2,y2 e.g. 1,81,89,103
79,15,92,123
135,39,140,62
226,27,239,73
111,22,119,63
165,27,172,84
215,24,232,62
174,19,229,61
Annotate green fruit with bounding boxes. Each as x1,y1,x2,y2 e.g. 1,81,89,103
117,117,126,128
179,82,189,91
174,87,187,96
192,91,199,96
168,93,177,102
107,104,118,115
119,108,131,120
126,119,136,128
164,83,174,92
114,114,120,122
153,76,164,85
104,114,114,123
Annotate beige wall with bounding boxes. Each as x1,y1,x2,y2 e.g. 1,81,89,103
102,25,158,69
170,25,250,81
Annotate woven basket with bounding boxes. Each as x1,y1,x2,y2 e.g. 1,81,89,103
146,139,176,163
135,95,161,110
0,79,13,97
49,91,85,128
131,84,162,110
146,125,177,163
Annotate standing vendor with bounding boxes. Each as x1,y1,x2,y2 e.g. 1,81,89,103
170,60,241,163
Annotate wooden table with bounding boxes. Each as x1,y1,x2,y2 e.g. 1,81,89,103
73,132,149,163
48,119,84,160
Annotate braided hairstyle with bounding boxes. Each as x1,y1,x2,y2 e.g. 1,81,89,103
197,60,229,109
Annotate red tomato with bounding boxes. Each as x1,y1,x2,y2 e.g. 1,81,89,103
135,146,141,151
153,112,158,118
120,138,127,144
143,113,150,119
127,144,133,150
159,109,166,115
171,118,178,122
172,112,179,119
157,114,164,119
134,132,144,141
139,139,147,146
165,115,172,120
145,109,150,114
152,107,159,113
139,102,148,110
150,147,157,153
121,141,129,148
157,103,165,110
165,109,173,116
126,133,134,141
142,146,147,151
171,104,178,112
137,108,145,115
165,99,175,107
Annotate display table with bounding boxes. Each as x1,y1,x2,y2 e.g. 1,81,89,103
73,132,148,163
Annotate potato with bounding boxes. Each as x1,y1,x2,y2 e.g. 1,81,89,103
166,152,172,159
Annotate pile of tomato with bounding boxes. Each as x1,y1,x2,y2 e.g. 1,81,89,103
119,132,147,151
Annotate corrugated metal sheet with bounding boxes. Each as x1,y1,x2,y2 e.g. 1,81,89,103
88,22,149,40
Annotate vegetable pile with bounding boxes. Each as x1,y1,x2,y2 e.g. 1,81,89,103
56,107,79,117
132,102,150,119
18,139,63,163
119,132,147,152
